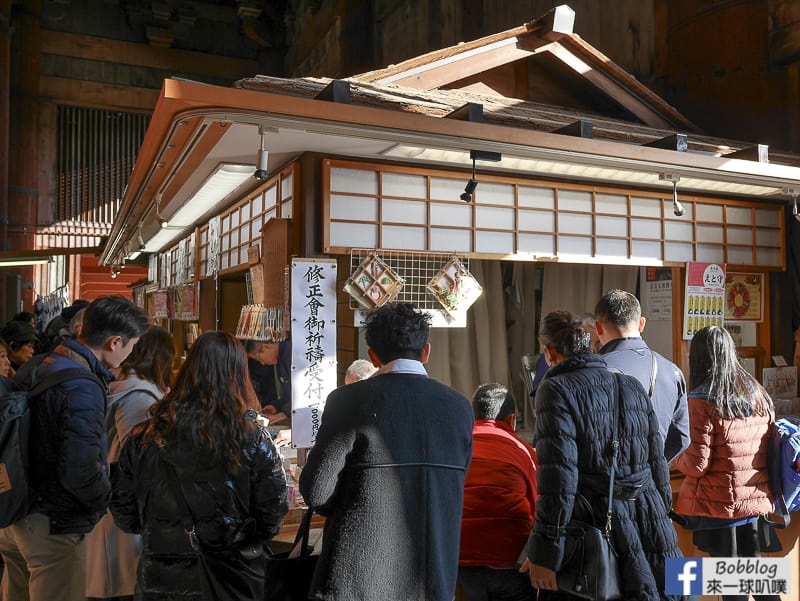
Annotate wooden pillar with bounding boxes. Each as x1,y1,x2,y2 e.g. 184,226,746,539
8,0,41,310
0,0,10,317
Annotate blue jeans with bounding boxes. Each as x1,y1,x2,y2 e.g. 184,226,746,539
458,566,537,601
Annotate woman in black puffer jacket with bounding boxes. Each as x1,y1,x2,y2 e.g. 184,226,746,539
110,331,288,601
519,311,686,601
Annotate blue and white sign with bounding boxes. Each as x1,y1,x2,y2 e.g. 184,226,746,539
666,557,790,597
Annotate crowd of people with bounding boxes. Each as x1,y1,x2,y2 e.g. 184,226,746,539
0,291,782,601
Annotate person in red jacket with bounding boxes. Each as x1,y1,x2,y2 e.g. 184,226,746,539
459,383,537,601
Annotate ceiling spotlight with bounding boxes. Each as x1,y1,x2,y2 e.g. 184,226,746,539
659,173,684,217
110,266,119,279
155,192,169,228
460,179,478,202
254,126,269,181
784,188,800,222
460,150,502,203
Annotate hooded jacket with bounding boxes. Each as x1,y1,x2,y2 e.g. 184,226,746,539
15,337,113,534
86,372,164,598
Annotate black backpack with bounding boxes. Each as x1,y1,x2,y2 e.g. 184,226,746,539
0,368,103,528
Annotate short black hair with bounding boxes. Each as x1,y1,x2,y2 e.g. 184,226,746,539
244,339,263,354
472,383,516,420
539,310,591,357
81,296,149,348
12,312,34,324
594,289,641,329
364,303,431,363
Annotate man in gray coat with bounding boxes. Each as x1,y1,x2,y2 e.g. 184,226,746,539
299,303,474,601
595,289,689,461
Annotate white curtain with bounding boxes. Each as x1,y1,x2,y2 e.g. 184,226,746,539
426,261,511,399
541,263,638,319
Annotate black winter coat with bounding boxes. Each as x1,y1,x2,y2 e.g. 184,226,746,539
15,338,113,534
299,372,473,601
525,354,685,601
110,419,288,601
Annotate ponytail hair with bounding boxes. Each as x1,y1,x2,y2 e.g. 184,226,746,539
539,310,591,358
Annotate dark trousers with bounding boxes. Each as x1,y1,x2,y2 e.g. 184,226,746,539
693,521,782,601
458,566,537,601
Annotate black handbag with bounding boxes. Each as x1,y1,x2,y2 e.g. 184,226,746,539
556,374,623,601
264,508,319,601
166,459,267,601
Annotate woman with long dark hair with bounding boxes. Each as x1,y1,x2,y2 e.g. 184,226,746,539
519,310,684,600
87,326,176,601
110,331,287,601
672,326,778,601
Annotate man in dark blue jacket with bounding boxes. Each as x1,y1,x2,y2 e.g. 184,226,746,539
299,303,473,601
595,289,689,462
0,296,148,601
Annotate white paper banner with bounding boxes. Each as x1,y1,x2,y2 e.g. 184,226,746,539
290,259,337,448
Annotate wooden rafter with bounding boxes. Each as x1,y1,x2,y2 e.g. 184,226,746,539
351,4,696,131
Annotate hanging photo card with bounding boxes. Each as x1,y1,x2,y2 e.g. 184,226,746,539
343,252,404,309
724,273,764,322
180,284,198,321
426,257,483,320
683,262,726,340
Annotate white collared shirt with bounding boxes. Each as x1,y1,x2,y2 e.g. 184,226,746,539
372,358,428,377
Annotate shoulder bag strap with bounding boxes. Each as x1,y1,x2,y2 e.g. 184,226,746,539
287,508,314,559
163,457,202,551
647,351,658,399
29,367,104,398
605,374,621,538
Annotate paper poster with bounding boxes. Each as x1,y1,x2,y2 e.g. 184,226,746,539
683,262,725,340
290,259,338,448
152,290,169,318
645,267,672,321
724,273,763,322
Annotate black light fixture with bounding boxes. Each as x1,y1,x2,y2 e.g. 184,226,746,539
461,150,502,202
659,173,684,216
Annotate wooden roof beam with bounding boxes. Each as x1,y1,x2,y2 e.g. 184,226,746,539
546,43,673,129
726,144,769,163
377,39,557,90
643,133,688,151
444,103,484,123
315,80,351,104
552,119,593,138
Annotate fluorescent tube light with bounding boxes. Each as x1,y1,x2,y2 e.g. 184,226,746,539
143,163,254,252
0,256,55,267
165,163,253,228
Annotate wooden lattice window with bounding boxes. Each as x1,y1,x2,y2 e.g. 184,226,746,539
56,106,149,223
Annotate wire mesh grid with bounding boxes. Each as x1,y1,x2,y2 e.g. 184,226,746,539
348,249,470,310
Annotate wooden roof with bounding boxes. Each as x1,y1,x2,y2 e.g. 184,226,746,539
237,5,799,164
350,5,696,131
